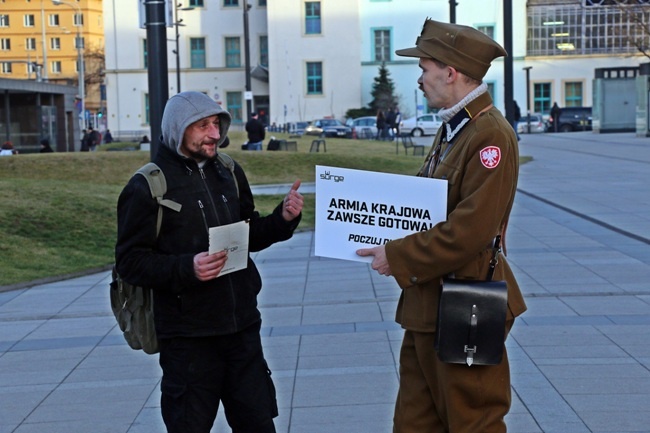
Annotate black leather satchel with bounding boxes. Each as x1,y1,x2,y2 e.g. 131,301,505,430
434,236,508,366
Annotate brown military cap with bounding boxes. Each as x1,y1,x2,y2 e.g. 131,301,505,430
396,18,507,81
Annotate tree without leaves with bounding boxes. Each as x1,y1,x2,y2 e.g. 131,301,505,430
610,1,650,58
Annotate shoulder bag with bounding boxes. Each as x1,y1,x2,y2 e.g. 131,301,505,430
434,235,508,366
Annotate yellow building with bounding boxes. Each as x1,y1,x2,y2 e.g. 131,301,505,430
0,0,104,118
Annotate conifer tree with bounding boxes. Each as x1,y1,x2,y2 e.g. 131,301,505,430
369,63,398,113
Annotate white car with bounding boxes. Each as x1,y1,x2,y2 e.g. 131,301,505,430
400,113,443,137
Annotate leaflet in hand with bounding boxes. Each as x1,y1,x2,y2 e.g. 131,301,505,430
208,220,249,277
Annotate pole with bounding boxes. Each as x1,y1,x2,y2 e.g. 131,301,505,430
449,1,457,23
174,1,181,93
40,0,48,81
503,0,514,125
523,66,532,132
144,0,169,160
77,25,84,129
243,2,252,119
52,1,83,131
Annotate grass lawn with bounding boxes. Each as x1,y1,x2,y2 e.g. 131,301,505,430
0,132,424,286
0,131,530,287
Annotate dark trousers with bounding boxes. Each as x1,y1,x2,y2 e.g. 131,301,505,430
159,321,278,433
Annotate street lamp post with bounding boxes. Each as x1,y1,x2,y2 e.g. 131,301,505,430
243,2,252,119
523,66,533,133
40,0,48,81
173,3,194,94
52,0,84,131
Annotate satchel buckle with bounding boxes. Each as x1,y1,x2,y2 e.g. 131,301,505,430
464,345,476,366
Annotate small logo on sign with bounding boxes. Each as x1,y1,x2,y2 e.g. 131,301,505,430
480,146,501,169
320,170,345,183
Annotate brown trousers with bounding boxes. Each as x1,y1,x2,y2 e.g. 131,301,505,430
393,321,514,433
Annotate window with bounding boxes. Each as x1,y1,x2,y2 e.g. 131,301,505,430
143,39,148,68
49,14,59,26
564,82,583,107
189,0,204,6
26,37,36,50
24,14,35,27
533,82,552,114
50,37,61,50
477,25,495,39
51,61,62,74
27,62,38,74
0,15,9,27
190,37,206,68
224,0,238,6
227,92,243,123
1,62,12,74
258,0,266,5
76,58,84,74
259,35,268,67
0,38,10,51
225,37,241,68
306,61,322,94
305,2,321,35
373,29,391,62
527,3,650,56
74,13,83,27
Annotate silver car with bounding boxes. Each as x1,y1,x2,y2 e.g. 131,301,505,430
517,113,545,134
400,113,443,137
347,116,378,139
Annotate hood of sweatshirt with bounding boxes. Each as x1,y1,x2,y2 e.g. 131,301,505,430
161,91,232,157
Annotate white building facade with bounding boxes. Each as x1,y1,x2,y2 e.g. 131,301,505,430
103,0,650,137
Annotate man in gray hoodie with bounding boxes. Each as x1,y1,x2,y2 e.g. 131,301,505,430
116,91,303,433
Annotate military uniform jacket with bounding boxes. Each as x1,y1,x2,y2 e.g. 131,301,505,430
385,92,527,332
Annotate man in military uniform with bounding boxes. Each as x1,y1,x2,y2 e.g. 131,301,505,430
357,19,527,433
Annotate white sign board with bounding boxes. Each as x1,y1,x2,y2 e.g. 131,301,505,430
315,166,448,262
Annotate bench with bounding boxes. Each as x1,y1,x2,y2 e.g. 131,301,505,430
398,133,425,156
309,139,326,153
278,140,298,151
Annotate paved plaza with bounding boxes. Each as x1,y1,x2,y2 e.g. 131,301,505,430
1,131,650,432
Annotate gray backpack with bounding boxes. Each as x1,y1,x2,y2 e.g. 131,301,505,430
110,154,236,354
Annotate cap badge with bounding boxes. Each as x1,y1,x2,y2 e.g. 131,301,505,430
480,146,501,169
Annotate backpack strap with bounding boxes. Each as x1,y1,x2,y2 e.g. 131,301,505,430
217,152,239,198
135,162,182,235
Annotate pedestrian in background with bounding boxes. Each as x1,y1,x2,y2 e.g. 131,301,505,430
0,141,17,156
88,127,101,151
385,107,396,140
116,91,303,433
245,111,265,151
375,109,386,140
104,129,114,144
40,138,54,153
80,129,90,152
393,106,402,137
513,100,521,140
357,18,527,433
550,102,561,132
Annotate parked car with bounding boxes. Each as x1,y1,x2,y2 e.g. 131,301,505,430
288,121,309,135
546,106,592,132
400,113,443,137
346,116,378,139
517,113,546,134
305,118,353,138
